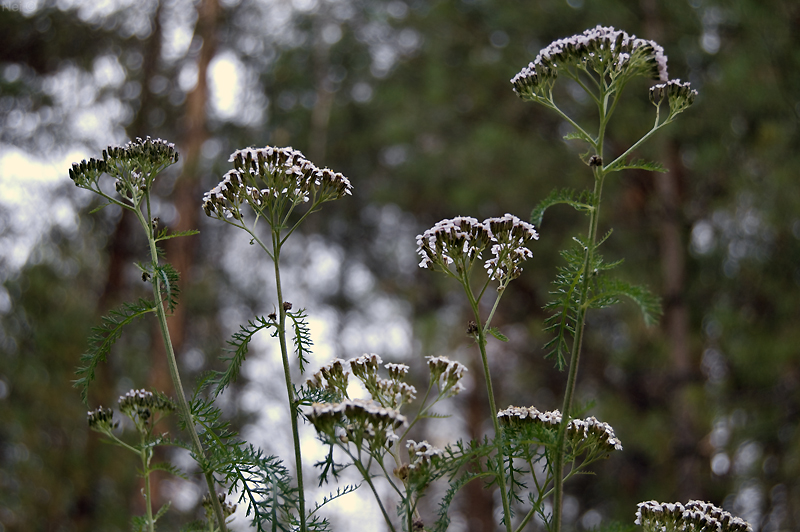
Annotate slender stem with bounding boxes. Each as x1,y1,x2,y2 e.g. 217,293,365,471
463,282,513,532
551,141,606,532
349,450,397,532
141,443,155,532
137,209,228,532
271,237,307,532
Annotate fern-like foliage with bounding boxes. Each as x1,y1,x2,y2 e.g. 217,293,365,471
606,157,667,174
154,263,181,312
543,243,586,370
155,227,200,242
588,278,662,326
222,444,299,532
287,308,313,373
212,316,276,397
430,438,497,532
74,298,156,404
530,188,594,228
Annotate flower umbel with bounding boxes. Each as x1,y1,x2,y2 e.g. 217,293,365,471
649,79,698,116
497,405,623,453
417,214,537,283
68,137,179,205
202,146,353,222
635,500,752,532
511,25,668,101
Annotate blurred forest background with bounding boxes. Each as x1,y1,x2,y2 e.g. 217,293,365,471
1,0,799,530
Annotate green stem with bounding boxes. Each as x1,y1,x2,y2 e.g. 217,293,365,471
271,237,307,532
464,283,513,532
350,450,397,532
551,165,605,532
141,443,155,532
138,210,228,532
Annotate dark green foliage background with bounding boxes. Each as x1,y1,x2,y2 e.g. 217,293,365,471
1,0,798,530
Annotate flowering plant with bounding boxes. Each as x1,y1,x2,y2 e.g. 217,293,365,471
66,25,750,532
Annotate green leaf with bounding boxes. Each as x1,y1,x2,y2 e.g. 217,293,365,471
488,327,509,342
608,158,668,174
153,500,172,522
530,188,594,228
155,228,200,242
154,263,181,312
542,244,586,370
562,131,590,142
212,316,276,397
287,309,313,374
588,278,662,325
74,298,156,404
150,462,188,479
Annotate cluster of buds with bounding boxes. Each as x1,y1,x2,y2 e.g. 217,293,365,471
405,439,444,482
306,358,349,397
348,353,383,388
417,214,538,282
497,406,622,453
649,79,698,116
87,406,118,433
635,500,752,532
118,389,175,432
425,356,468,397
202,146,352,221
203,492,238,520
511,25,668,100
375,377,417,408
69,137,179,200
416,216,491,272
385,363,410,380
308,399,407,449
483,214,539,282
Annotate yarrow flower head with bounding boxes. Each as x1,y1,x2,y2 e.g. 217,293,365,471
306,358,349,398
308,399,407,449
497,405,623,453
649,79,698,116
118,389,175,433
202,146,353,222
635,500,752,532
417,214,537,283
425,356,468,397
483,214,539,282
416,216,491,272
69,137,179,203
511,25,669,101
87,406,118,433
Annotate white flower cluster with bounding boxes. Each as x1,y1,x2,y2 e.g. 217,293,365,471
69,136,179,195
375,377,417,406
483,214,539,281
406,439,445,473
425,356,468,397
308,398,407,448
649,79,698,114
635,500,752,532
118,388,174,417
416,214,538,281
511,25,669,98
87,406,117,432
496,405,623,452
306,358,349,394
348,353,383,385
202,145,352,220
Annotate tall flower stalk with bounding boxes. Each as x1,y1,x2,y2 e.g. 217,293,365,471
69,137,230,531
203,146,353,532
416,214,539,530
512,26,697,532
